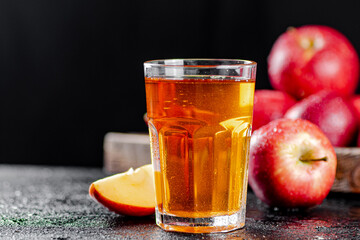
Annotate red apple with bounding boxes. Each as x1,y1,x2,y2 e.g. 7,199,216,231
89,164,155,216
249,118,337,208
284,91,357,147
349,95,360,123
252,90,297,131
268,25,359,99
349,96,360,147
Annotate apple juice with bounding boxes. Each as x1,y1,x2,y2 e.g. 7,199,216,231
145,77,255,218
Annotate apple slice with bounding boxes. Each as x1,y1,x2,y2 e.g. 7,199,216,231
89,164,155,216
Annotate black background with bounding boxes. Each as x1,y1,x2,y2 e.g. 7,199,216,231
1,0,360,166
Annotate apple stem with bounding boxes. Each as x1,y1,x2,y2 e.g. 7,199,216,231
299,156,327,162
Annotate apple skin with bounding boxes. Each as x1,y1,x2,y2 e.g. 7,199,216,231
348,96,360,147
284,90,357,147
268,25,359,99
249,118,337,208
253,90,297,131
349,95,360,123
89,183,155,217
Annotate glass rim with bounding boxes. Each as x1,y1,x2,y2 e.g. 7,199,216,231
144,58,257,68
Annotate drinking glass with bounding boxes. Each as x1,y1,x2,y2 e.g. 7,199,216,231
144,59,256,233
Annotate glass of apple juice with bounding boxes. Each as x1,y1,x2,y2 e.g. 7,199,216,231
144,59,256,233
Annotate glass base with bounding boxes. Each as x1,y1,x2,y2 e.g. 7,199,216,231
155,209,246,234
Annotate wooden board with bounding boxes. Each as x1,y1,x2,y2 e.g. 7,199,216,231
103,133,360,193
333,147,360,193
103,133,151,173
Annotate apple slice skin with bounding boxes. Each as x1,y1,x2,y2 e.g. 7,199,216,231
89,183,155,217
249,118,337,209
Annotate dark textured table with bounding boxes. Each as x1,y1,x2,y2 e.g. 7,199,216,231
1,164,359,239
